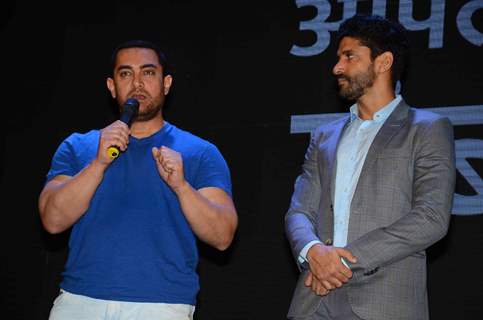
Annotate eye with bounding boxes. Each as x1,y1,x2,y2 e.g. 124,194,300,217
119,70,132,78
144,69,156,76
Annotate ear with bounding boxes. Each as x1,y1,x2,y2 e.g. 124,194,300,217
375,52,394,74
106,78,116,98
163,75,173,95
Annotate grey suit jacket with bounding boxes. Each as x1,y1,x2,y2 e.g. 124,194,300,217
285,100,455,320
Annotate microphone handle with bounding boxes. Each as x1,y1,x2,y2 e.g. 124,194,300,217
107,146,121,159
120,110,134,124
106,98,139,159
107,111,134,159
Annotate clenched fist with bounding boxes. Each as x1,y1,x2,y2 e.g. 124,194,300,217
97,121,130,165
152,146,186,191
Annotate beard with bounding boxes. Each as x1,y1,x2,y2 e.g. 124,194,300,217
122,91,165,122
135,100,162,122
337,64,376,101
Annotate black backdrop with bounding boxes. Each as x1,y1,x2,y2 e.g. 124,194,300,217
2,1,482,319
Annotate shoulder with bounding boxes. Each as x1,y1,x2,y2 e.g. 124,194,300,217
409,107,449,125
64,130,99,145
56,130,100,157
169,124,209,145
311,114,349,142
405,106,454,146
167,124,222,156
407,107,453,139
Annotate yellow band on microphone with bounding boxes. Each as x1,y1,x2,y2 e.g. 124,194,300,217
107,146,120,159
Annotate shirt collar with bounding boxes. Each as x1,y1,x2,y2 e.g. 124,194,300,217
349,95,402,123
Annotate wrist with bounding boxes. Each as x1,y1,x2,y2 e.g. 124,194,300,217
307,242,324,261
90,159,109,175
172,180,191,195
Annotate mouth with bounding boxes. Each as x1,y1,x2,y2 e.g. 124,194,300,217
131,94,148,101
337,79,347,86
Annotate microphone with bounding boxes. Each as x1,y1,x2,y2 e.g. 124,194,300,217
107,98,140,159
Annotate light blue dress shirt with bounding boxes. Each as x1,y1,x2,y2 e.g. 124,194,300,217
299,95,402,263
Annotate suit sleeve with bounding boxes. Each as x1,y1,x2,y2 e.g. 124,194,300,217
345,117,456,281
285,128,323,268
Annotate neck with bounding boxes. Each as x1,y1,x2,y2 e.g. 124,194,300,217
356,81,396,120
130,115,165,139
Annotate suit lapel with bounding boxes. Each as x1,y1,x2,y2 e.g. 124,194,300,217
325,117,350,205
357,100,410,188
317,116,350,240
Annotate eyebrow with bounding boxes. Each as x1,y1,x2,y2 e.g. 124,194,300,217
340,50,355,56
140,64,158,69
116,64,159,72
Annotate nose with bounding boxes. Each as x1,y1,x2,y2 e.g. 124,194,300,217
332,59,344,76
133,74,144,89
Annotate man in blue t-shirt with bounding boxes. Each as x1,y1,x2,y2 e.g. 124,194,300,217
39,40,238,320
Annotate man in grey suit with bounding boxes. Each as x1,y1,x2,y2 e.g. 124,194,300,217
285,14,455,320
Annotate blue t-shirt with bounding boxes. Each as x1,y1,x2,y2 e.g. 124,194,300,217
46,122,232,305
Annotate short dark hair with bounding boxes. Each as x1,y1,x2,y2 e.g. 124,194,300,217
336,14,409,87
110,40,170,77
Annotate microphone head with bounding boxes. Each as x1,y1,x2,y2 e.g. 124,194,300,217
120,98,140,124
124,98,140,114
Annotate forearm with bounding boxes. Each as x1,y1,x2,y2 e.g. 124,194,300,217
39,159,107,234
174,182,237,250
285,213,320,261
346,205,450,279
285,128,325,263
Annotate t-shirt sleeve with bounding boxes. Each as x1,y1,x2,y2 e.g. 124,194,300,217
45,135,80,183
193,143,232,197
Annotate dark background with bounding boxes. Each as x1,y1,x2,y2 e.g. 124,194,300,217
2,1,482,319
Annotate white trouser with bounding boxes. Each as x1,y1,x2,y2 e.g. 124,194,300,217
49,290,195,320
